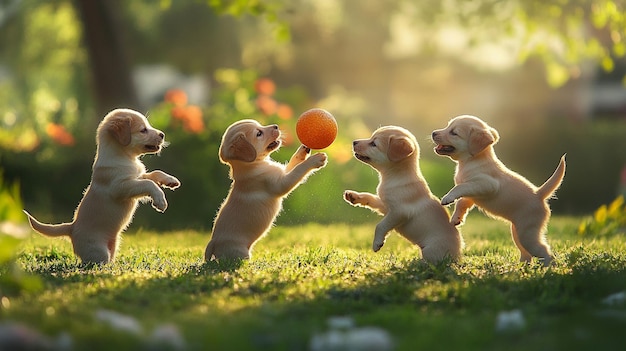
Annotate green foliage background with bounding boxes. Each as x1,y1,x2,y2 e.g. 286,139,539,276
1,0,626,230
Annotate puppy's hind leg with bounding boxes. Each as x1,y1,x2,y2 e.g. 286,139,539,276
74,240,111,264
513,220,554,266
510,224,532,263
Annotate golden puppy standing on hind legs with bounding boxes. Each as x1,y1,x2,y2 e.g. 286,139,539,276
431,115,566,266
204,119,327,261
343,126,464,264
24,108,181,264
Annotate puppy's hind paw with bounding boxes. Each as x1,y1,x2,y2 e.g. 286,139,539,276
372,239,384,252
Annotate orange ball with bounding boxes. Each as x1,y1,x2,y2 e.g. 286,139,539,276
295,108,338,149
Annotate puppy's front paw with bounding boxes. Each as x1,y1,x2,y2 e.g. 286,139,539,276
441,193,456,206
308,152,328,169
152,193,168,212
372,239,385,252
294,145,311,161
163,176,181,190
450,215,464,226
344,190,360,205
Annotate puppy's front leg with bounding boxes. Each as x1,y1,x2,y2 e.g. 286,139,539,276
273,152,327,195
450,197,474,226
373,213,401,252
285,145,310,172
344,190,387,215
441,178,498,205
115,179,169,212
142,170,181,190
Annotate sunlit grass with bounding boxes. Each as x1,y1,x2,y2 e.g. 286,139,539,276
6,215,626,350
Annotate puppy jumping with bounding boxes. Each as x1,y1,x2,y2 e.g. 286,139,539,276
205,119,327,261
431,115,565,266
343,126,463,264
25,108,180,264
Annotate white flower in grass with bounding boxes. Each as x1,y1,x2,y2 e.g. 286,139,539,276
495,309,525,332
310,316,394,351
148,324,186,351
95,309,143,335
602,291,626,306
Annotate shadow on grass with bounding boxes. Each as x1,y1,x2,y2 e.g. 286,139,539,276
19,248,626,351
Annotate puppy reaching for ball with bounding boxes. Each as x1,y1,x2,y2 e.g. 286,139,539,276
205,119,327,261
431,115,565,266
25,108,181,264
344,126,464,264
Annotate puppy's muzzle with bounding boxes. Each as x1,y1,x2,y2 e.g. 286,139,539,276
431,131,455,155
145,131,165,152
352,140,371,162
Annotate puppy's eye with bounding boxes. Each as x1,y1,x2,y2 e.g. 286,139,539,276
449,130,457,136
140,128,148,134
369,141,377,147
256,130,263,137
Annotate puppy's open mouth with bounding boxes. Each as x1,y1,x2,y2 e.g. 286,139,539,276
354,153,370,162
267,140,280,151
145,144,161,152
434,144,455,155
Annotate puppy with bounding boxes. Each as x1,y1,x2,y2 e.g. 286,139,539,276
204,119,327,261
25,108,180,264
343,126,463,264
431,115,565,266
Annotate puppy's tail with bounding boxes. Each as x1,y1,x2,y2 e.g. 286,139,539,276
537,154,566,200
23,210,73,237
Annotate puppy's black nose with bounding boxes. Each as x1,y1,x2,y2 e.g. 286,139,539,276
431,131,438,139
159,132,165,139
353,140,358,146
271,125,279,130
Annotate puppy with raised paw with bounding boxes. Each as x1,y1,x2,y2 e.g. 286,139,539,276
205,119,327,261
344,126,463,264
432,115,565,266
25,108,180,264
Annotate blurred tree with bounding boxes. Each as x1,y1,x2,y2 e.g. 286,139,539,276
73,0,139,116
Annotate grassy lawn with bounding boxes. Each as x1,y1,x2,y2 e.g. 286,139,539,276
4,215,626,350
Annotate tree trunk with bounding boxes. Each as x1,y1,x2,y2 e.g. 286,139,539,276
73,0,139,118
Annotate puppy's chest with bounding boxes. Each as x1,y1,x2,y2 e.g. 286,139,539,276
378,181,424,207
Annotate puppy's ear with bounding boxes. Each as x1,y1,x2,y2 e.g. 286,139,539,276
221,133,257,162
468,127,498,156
107,116,132,146
387,136,414,162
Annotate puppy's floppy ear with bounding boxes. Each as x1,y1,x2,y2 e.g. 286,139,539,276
221,133,257,162
468,127,499,156
387,135,414,162
107,115,132,146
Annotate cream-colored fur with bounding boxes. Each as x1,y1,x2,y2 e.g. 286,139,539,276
431,115,566,266
205,119,327,261
25,108,180,264
343,126,463,264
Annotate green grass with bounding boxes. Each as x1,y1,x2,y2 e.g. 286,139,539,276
5,215,626,350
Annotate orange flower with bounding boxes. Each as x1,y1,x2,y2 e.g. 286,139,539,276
254,78,276,96
45,123,75,146
256,95,277,115
171,106,187,121
164,89,188,107
276,104,293,120
182,105,204,134
171,105,204,134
